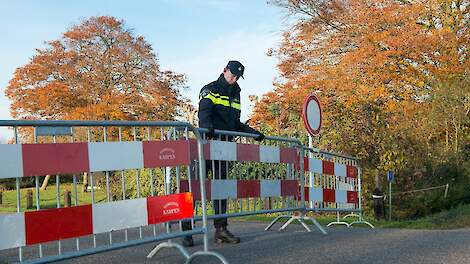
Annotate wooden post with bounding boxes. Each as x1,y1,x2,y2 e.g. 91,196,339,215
64,190,72,207
26,189,33,209
0,191,2,205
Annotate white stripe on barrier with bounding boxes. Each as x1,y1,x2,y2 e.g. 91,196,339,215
335,190,348,204
210,141,237,161
259,145,280,163
0,213,25,250
88,142,144,172
309,187,323,202
309,158,322,174
211,179,237,199
92,198,148,234
260,180,281,197
334,163,347,177
0,144,23,179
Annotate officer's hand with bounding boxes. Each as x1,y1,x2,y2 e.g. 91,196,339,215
205,127,215,139
254,131,265,141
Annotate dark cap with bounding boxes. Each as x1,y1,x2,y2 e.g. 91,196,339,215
226,60,245,79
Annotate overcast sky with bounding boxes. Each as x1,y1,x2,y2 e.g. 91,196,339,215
0,0,289,142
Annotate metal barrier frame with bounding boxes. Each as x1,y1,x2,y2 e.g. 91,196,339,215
0,120,227,264
196,128,327,235
303,147,374,228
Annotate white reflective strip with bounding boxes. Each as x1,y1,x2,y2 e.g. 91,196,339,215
259,145,280,163
0,213,25,250
88,142,144,172
309,187,323,202
334,163,346,177
211,180,237,199
335,190,347,203
92,198,148,234
260,180,281,197
210,141,237,161
0,144,23,179
309,158,322,174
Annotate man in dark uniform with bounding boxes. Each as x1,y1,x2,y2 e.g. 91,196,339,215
182,60,264,247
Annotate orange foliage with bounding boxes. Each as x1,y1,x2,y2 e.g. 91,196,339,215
5,16,186,122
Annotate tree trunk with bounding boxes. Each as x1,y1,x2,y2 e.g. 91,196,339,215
40,175,51,191
83,172,88,192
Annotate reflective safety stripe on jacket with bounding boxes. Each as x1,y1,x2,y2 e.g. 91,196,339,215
203,91,241,110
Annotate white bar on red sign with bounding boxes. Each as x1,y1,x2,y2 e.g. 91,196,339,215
260,180,281,197
88,142,144,172
0,144,23,179
209,141,237,161
211,180,237,199
334,163,347,177
259,145,280,163
92,198,148,234
0,213,25,250
309,187,323,202
335,190,348,204
309,158,322,174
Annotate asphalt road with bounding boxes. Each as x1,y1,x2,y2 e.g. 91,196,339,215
2,220,470,264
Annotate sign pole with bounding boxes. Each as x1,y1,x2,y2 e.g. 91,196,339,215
389,180,392,221
387,170,394,221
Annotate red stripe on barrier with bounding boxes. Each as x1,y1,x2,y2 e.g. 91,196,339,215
304,186,309,201
346,165,358,178
294,156,309,171
237,180,260,198
280,147,297,164
24,205,92,245
180,180,211,200
189,140,211,161
236,144,260,162
323,188,336,203
147,193,194,224
22,143,89,177
347,191,358,203
322,160,335,175
143,140,190,167
281,180,299,196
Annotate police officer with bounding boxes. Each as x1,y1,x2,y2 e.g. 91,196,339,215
182,60,264,247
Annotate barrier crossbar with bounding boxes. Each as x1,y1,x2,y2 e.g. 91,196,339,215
0,120,227,264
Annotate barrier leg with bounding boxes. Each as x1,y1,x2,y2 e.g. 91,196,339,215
342,213,359,219
326,212,350,227
348,213,375,228
147,240,190,260
264,215,290,231
186,251,229,264
305,216,328,235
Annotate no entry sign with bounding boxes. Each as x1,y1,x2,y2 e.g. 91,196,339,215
302,93,322,136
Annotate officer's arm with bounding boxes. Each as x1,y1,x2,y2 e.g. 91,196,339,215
236,121,257,134
198,88,214,130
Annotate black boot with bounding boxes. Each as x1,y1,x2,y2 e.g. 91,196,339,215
214,227,240,244
182,235,194,247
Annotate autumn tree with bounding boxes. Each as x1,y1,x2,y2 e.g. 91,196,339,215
6,16,185,123
253,0,469,217
4,16,187,191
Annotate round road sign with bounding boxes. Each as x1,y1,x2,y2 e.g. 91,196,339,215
302,93,322,136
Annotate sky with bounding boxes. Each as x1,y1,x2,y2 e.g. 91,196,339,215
0,0,290,142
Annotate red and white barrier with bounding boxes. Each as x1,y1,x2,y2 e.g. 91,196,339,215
0,140,297,179
180,179,300,200
0,192,193,251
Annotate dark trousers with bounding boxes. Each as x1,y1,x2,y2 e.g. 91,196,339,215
182,160,228,231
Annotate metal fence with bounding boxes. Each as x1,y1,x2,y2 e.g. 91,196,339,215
0,120,373,263
0,120,226,264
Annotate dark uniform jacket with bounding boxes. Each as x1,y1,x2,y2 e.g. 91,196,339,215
198,74,258,135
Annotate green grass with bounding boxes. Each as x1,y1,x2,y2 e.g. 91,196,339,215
233,204,470,230
0,184,106,213
372,204,470,229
